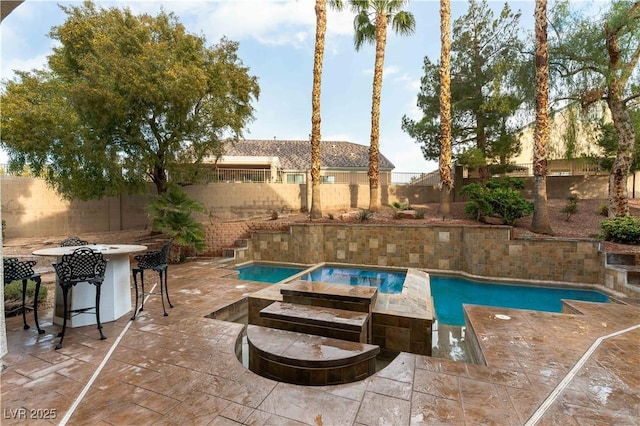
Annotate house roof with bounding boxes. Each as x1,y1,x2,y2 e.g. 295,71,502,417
222,139,395,171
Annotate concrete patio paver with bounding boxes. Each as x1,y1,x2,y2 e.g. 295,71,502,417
2,259,639,425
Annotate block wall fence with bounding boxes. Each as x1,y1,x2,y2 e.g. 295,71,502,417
2,172,635,239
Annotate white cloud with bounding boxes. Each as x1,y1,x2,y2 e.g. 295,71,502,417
172,1,355,48
393,73,420,91
192,1,316,47
362,64,402,76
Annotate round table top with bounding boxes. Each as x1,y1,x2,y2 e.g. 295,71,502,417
33,244,148,257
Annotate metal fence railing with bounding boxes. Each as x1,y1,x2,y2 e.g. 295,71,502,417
0,160,608,183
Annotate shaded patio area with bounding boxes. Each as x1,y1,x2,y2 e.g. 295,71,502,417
2,258,639,425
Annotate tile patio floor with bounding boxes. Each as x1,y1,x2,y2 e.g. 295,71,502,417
1,258,639,425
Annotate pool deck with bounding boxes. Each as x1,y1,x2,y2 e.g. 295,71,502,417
2,259,640,425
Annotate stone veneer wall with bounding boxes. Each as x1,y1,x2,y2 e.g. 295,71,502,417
249,224,606,285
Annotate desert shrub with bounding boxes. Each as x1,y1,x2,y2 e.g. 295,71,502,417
391,201,411,210
459,178,533,225
415,209,426,219
598,202,609,217
561,195,579,221
600,216,640,244
357,209,373,222
327,213,334,220
4,280,48,304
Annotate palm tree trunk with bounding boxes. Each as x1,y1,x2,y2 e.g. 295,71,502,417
310,0,326,219
531,0,554,235
368,12,388,212
438,0,453,217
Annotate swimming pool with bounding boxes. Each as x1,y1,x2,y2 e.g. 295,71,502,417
235,264,306,283
302,266,406,294
430,276,609,326
235,263,610,323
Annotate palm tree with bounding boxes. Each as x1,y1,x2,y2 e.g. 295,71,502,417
438,0,452,217
350,0,415,211
530,0,553,234
310,0,344,219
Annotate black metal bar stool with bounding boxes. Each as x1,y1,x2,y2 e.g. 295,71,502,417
52,247,108,350
131,239,173,320
3,257,45,334
60,236,89,247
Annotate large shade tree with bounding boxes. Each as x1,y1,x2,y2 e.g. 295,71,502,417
549,0,639,217
310,0,344,220
350,0,415,211
0,2,259,199
402,0,525,182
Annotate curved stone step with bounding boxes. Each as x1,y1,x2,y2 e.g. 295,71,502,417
246,324,380,386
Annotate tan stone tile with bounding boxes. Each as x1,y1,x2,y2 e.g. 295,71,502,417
355,391,410,425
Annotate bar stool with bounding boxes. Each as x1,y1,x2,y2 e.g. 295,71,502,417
3,257,45,334
60,236,89,247
52,247,108,350
131,239,173,319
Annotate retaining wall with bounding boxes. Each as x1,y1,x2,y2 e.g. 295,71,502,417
248,224,605,286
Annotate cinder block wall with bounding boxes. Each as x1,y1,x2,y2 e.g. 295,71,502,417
1,173,627,239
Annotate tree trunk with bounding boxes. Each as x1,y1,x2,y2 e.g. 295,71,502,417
310,0,326,220
530,0,554,235
605,19,635,218
368,12,388,212
152,164,168,195
438,0,453,218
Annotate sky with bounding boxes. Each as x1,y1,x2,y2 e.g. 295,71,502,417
0,0,540,173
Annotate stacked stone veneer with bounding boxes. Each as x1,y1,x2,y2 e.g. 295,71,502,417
249,224,605,286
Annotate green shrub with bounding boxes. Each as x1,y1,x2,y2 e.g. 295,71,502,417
598,202,609,217
459,178,533,226
600,216,640,244
4,280,48,304
561,195,579,221
357,209,373,222
415,209,426,219
390,201,410,210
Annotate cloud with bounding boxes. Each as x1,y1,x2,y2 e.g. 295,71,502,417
393,73,421,91
362,64,402,76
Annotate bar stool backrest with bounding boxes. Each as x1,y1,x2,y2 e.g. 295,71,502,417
54,247,107,285
60,236,89,247
3,257,38,283
134,239,172,270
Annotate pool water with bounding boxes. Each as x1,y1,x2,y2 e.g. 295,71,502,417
236,264,305,283
430,276,609,326
302,266,406,294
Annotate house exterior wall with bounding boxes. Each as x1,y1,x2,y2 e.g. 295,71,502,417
512,104,609,164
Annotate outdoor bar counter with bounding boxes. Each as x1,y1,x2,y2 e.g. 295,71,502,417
33,244,147,327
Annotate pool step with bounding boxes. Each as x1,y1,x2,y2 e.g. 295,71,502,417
280,280,378,313
259,301,369,343
246,324,379,386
